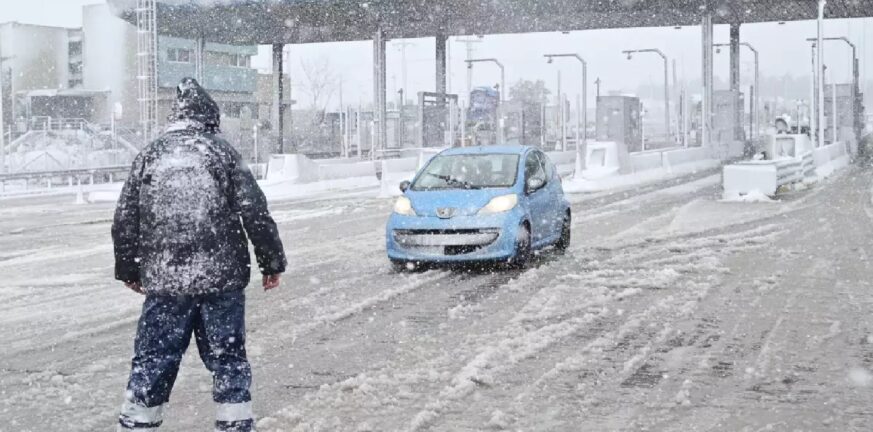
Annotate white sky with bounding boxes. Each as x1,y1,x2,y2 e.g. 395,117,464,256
2,0,873,109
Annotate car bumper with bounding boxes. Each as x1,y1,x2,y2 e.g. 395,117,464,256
386,209,524,263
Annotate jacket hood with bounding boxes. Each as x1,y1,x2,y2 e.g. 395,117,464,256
168,77,220,132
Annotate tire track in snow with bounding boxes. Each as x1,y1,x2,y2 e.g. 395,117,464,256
427,224,787,431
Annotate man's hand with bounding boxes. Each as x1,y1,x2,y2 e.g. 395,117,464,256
263,274,281,291
125,281,145,295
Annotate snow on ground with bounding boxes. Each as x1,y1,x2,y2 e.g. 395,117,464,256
721,189,776,203
564,159,721,194
0,164,871,431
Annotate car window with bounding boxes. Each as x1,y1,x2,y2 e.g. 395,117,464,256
412,154,520,190
539,152,555,179
525,152,546,185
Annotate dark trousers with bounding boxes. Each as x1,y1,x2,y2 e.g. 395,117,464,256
118,290,254,431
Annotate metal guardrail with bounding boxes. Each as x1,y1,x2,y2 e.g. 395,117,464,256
774,151,815,188
0,165,130,183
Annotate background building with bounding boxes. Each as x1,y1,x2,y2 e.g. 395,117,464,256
0,4,260,154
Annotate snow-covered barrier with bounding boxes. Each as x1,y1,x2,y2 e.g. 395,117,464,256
629,151,665,172
266,154,377,183
379,157,419,197
627,147,713,175
316,159,377,181
378,148,445,197
813,142,851,178
545,150,576,177
663,147,708,168
568,142,718,192
265,154,320,183
723,152,816,197
766,134,813,159
582,141,621,177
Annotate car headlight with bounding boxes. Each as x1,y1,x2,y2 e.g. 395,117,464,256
479,194,518,214
393,196,417,216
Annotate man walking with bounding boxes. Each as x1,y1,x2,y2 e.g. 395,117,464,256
112,78,286,431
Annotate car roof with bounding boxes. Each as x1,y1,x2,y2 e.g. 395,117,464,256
438,145,532,156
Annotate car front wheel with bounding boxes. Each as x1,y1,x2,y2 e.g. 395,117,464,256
390,259,409,273
555,212,571,253
509,223,532,268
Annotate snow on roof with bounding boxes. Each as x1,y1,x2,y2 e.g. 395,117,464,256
25,89,110,98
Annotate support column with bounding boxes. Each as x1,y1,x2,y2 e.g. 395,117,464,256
816,0,826,148
579,61,588,172
729,23,741,143
194,37,206,83
435,34,447,95
271,43,285,154
373,27,387,155
701,13,713,152
0,49,5,175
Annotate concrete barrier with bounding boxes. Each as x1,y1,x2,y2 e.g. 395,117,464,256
379,157,419,197
266,154,378,183
765,134,813,159
585,142,620,170
266,154,320,183
317,160,377,181
663,147,707,167
545,150,576,177
814,142,851,178
377,148,447,197
629,151,665,173
723,144,842,198
723,163,779,196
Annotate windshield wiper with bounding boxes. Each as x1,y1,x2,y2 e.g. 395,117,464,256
425,172,476,189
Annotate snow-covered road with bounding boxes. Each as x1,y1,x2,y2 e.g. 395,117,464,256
2,166,872,431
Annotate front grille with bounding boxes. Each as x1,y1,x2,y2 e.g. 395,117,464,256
393,228,500,254
394,229,495,235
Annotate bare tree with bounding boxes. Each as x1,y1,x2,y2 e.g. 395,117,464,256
298,56,340,122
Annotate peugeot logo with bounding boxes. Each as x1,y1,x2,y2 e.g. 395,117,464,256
436,207,456,219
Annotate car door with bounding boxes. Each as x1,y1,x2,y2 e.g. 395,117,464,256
538,152,564,237
524,151,550,245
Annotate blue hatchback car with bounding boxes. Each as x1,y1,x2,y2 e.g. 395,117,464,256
386,146,571,269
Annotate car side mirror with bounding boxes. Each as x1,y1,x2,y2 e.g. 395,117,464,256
526,177,545,194
399,180,411,192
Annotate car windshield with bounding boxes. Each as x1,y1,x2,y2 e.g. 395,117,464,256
412,154,520,191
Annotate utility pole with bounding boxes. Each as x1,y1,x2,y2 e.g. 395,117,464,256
457,37,482,102
393,39,415,104
0,56,4,175
595,77,601,99
446,37,452,94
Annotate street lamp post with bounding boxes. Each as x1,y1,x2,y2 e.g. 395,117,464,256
545,53,588,173
623,49,670,147
806,36,858,144
714,42,759,140
466,58,506,144
0,53,12,175
465,58,505,101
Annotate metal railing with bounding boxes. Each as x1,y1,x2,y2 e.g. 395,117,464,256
28,116,90,132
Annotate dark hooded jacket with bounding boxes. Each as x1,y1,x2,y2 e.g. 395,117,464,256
112,78,286,296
